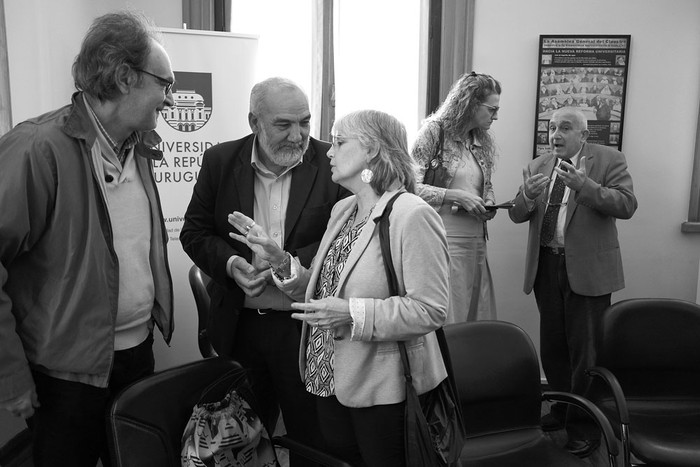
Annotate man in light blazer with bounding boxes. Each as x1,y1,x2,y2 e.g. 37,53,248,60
180,77,348,465
509,107,637,458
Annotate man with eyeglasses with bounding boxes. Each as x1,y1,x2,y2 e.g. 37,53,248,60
0,11,174,467
509,107,637,458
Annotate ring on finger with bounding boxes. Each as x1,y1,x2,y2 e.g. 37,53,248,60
245,222,256,233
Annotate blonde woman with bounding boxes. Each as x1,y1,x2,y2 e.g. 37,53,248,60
412,72,502,323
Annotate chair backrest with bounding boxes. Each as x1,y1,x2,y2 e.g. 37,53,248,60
596,298,700,398
188,264,217,358
442,321,542,437
107,357,241,467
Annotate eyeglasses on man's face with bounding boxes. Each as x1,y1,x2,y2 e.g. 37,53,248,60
480,102,500,117
134,68,174,95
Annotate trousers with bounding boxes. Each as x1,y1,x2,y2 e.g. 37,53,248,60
232,309,322,467
316,395,405,467
29,334,154,467
534,249,609,440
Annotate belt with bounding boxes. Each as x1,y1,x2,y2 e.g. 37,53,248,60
242,307,293,316
541,245,565,256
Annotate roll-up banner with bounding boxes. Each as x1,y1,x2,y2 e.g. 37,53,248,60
153,28,258,369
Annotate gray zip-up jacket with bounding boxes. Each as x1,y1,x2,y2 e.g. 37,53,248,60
0,92,173,403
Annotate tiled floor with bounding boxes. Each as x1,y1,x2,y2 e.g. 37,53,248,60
544,428,616,466
541,401,623,467
274,402,625,467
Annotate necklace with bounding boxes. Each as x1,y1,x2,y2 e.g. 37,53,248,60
352,204,376,229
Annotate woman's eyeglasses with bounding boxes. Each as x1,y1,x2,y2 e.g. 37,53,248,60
480,103,500,117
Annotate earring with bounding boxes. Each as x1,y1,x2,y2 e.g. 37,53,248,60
361,169,374,184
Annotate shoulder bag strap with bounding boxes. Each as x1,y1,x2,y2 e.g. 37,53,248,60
374,192,412,378
433,122,445,164
197,364,250,404
375,192,458,395
376,192,402,297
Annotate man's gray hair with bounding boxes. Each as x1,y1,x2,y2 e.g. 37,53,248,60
554,107,589,130
249,77,307,115
72,11,160,101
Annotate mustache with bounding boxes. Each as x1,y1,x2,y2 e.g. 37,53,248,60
274,141,305,151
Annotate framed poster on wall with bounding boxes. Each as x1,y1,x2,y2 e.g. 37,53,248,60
534,35,631,158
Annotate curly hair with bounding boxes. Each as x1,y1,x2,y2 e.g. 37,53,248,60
72,11,160,101
333,110,416,195
427,72,502,159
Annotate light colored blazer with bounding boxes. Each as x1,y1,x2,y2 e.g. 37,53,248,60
509,143,637,296
278,189,450,408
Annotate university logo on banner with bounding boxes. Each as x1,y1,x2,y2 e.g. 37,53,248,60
160,71,213,132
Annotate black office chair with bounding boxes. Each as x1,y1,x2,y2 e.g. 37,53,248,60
586,298,700,467
107,356,352,467
0,427,32,467
443,320,619,467
188,264,217,358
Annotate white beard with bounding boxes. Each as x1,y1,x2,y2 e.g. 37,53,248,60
258,128,309,167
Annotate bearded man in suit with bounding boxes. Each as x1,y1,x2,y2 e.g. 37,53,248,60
181,77,348,465
509,107,637,458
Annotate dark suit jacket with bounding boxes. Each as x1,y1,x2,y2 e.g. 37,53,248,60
180,135,348,356
509,143,637,297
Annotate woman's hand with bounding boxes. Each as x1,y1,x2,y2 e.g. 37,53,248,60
291,298,353,331
228,212,287,265
446,189,492,221
482,200,497,221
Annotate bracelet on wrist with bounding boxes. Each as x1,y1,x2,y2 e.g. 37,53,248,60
270,253,291,280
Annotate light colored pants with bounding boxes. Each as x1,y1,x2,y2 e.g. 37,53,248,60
445,235,497,324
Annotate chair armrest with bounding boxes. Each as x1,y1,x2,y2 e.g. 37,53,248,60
272,435,353,467
544,390,620,462
198,329,218,359
586,366,630,424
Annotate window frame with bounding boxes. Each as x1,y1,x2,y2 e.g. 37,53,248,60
681,98,700,233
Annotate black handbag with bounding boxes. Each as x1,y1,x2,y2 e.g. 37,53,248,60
422,123,448,188
375,192,466,467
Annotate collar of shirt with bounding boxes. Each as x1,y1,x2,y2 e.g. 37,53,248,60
250,136,303,177
454,133,483,151
244,136,301,311
83,96,141,166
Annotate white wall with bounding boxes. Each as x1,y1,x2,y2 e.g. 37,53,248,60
470,0,700,346
333,0,422,143
229,0,312,91
4,0,180,122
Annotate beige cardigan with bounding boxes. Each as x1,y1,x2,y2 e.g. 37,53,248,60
278,189,450,408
